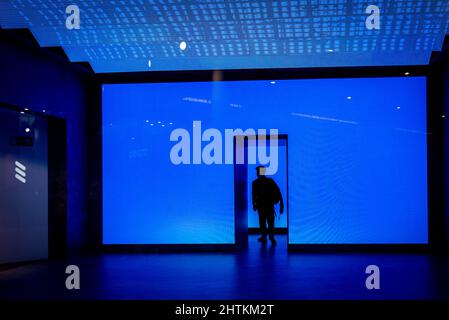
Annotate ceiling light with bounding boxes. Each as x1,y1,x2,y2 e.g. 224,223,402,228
180,41,187,51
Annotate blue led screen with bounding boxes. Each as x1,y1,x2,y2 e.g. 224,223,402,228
103,77,428,245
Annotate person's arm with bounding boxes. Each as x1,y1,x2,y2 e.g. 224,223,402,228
273,180,284,214
279,190,284,214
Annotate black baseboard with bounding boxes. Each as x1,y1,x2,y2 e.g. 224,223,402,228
288,244,430,253
248,227,287,234
0,259,46,271
101,244,238,253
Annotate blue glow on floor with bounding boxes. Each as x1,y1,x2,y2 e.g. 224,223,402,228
0,236,447,300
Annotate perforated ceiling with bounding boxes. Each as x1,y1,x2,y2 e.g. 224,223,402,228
1,0,448,72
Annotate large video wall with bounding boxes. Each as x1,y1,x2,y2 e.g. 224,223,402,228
102,77,428,245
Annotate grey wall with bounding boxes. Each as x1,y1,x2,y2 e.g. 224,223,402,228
0,30,92,254
0,108,48,263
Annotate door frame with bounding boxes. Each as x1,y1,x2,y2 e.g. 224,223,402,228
234,134,289,247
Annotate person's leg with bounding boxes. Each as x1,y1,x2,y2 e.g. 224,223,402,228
267,212,276,243
258,211,267,241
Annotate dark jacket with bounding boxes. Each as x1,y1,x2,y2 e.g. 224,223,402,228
252,176,283,212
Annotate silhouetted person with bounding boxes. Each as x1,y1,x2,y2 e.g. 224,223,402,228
252,166,284,244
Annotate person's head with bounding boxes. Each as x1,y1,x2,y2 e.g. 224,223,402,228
256,165,266,177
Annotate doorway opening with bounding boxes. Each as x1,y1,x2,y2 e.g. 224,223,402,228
234,134,289,248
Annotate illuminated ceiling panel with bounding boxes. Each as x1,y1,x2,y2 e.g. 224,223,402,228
1,0,448,73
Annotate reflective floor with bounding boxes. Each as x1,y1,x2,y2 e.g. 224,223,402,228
1,235,449,300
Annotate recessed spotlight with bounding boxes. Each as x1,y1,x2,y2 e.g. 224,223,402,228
396,106,401,110
169,122,173,125
180,41,187,51
145,120,150,123
326,49,334,53
148,59,152,68
42,109,46,113
150,123,154,126
25,128,30,133
24,108,29,111
347,96,352,100
404,72,410,76
157,121,161,124
270,81,276,84
161,124,165,127
20,111,24,114
443,115,446,118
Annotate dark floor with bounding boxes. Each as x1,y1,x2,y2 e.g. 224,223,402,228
1,235,449,300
